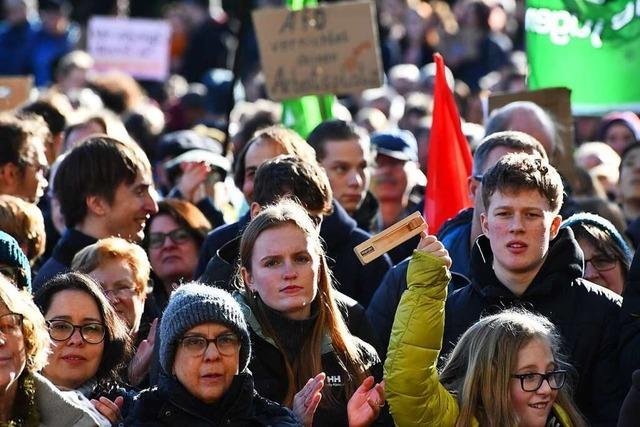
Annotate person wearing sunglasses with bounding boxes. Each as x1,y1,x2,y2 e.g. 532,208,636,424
385,233,587,426
0,276,109,426
34,272,131,424
144,198,211,312
562,213,632,296
125,282,300,425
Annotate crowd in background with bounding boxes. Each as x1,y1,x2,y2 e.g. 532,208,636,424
1,0,640,426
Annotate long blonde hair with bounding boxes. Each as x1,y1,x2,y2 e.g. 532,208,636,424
439,309,586,427
237,199,368,406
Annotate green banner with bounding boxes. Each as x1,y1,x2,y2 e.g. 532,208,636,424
526,0,640,114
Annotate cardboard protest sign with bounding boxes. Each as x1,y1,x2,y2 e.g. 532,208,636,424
87,16,171,81
252,0,383,101
0,77,32,111
489,87,580,188
526,0,640,114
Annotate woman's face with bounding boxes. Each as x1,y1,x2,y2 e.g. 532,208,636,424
89,257,146,334
0,302,26,394
241,223,320,320
148,214,200,286
605,123,636,155
42,290,105,390
576,237,625,295
510,338,559,427
619,146,640,203
173,322,239,404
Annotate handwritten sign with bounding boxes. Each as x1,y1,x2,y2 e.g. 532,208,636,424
0,77,32,111
87,16,171,81
252,1,383,101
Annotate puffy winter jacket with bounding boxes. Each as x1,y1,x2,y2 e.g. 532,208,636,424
385,251,573,427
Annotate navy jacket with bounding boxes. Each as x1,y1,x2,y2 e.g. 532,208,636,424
444,228,624,425
33,228,97,292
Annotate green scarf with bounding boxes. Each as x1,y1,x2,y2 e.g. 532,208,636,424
1,373,40,427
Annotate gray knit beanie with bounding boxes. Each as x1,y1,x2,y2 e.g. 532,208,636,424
159,282,251,375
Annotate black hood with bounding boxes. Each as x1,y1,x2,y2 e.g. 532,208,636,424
470,227,584,299
320,201,357,251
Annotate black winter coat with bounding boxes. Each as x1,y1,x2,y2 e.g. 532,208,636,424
124,371,300,426
443,228,624,425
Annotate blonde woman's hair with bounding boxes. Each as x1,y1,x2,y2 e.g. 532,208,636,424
0,277,49,372
0,195,46,264
237,199,368,406
71,237,151,295
439,309,586,427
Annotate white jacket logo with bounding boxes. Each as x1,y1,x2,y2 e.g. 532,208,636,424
326,375,343,386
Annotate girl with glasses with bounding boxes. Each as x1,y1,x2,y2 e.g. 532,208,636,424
125,282,300,425
34,272,132,424
385,233,587,426
0,277,107,426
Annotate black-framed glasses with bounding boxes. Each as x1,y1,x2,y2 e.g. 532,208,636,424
0,313,23,337
511,370,567,392
584,256,617,272
148,228,192,249
46,319,106,344
178,333,240,357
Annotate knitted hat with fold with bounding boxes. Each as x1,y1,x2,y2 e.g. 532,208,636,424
0,231,31,291
159,282,250,374
561,212,633,264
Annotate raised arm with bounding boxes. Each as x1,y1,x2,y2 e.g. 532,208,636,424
384,234,459,427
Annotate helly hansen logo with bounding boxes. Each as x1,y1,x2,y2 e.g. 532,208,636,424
325,375,343,386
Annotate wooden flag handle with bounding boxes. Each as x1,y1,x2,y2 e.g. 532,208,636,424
353,211,427,265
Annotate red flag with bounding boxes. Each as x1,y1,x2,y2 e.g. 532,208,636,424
424,53,473,234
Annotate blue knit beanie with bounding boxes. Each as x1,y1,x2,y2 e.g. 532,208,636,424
0,231,31,291
159,282,251,375
561,212,633,263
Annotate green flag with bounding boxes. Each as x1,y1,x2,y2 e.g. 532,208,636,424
526,0,640,114
281,0,335,138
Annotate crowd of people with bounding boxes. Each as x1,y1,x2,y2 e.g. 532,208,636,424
1,0,640,426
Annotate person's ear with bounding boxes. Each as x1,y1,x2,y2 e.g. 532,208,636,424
86,194,108,217
240,266,254,291
480,212,489,235
468,176,479,204
249,202,262,219
549,214,562,240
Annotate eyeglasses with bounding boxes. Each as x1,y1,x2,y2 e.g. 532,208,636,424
511,370,567,392
102,285,138,300
46,319,106,344
18,159,49,176
584,256,617,272
0,313,23,337
178,333,240,357
148,228,192,249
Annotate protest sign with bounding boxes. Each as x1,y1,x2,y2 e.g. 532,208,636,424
252,0,383,101
489,87,580,188
87,16,171,81
526,0,640,114
0,77,32,111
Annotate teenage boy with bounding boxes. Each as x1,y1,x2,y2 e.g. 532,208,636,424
443,153,623,424
34,136,157,290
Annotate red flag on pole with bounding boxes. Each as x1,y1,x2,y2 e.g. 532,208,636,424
424,53,473,234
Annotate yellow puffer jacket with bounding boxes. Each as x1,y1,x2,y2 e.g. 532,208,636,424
384,251,573,427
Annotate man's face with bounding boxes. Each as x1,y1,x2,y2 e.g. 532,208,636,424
15,141,49,203
320,139,370,214
102,173,158,242
242,138,287,203
481,189,561,278
371,154,409,203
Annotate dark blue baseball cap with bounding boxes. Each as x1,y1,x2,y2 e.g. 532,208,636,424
371,129,418,162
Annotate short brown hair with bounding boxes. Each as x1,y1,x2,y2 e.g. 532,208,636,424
0,113,48,168
71,237,151,295
54,136,152,228
0,195,46,263
482,153,564,213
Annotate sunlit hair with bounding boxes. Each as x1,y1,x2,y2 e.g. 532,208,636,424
481,153,564,213
0,194,46,263
71,237,151,295
0,277,49,372
143,198,212,249
236,199,368,406
34,272,132,392
439,309,586,427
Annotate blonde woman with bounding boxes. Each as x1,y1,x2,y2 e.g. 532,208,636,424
0,277,105,426
385,233,587,427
